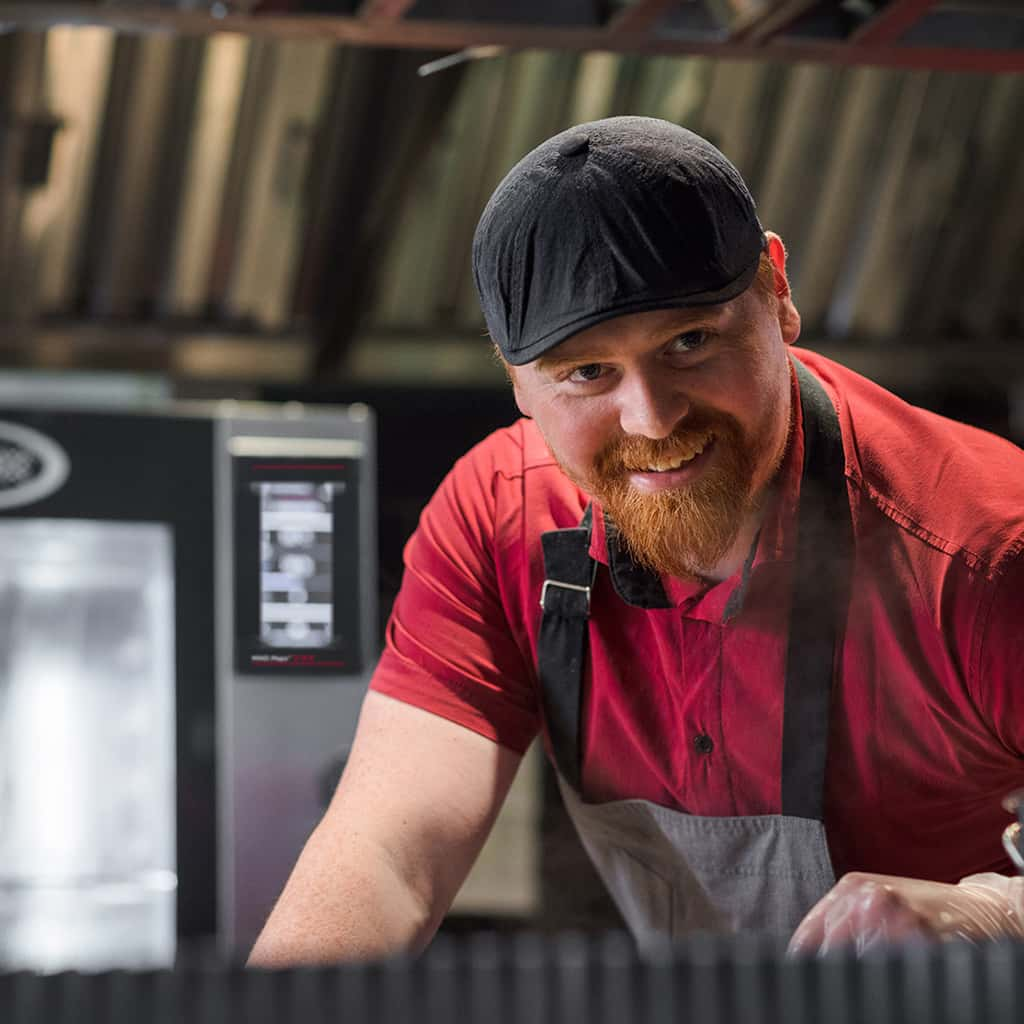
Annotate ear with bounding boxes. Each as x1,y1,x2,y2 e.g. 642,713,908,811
765,231,801,346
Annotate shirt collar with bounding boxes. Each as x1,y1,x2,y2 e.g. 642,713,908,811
586,360,805,620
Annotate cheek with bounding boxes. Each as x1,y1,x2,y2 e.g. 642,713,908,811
736,365,791,482
733,350,788,431
740,382,776,433
534,406,610,471
511,378,533,419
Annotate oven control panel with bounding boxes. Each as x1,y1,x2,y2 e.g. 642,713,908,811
231,437,364,676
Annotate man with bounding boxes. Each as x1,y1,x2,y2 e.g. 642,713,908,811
249,117,1024,966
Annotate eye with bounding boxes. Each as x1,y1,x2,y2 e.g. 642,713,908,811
566,363,605,384
668,330,707,354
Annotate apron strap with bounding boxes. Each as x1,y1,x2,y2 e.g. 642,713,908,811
536,357,852,821
781,358,853,820
538,506,594,790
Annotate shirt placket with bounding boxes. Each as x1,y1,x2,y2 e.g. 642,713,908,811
676,612,736,816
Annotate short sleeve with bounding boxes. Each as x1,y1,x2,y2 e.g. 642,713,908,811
369,437,541,754
972,545,1024,757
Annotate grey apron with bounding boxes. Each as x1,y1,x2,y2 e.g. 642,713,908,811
536,357,852,948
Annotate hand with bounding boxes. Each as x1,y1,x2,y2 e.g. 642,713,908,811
787,871,1024,957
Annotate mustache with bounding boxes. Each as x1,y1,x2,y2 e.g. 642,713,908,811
595,413,729,476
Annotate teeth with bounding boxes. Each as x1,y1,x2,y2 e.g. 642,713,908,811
641,436,709,472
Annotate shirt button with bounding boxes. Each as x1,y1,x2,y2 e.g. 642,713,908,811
693,734,714,755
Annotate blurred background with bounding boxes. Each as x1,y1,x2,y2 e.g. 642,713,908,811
0,0,1021,974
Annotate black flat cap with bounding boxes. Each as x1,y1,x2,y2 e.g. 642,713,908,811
472,116,767,365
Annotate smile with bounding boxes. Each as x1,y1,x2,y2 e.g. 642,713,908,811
624,435,716,493
626,433,714,474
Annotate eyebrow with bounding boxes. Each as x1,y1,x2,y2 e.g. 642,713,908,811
536,351,589,374
535,308,726,374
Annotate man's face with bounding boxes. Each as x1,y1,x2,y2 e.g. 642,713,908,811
510,268,800,581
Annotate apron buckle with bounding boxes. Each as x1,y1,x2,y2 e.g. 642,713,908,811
539,578,591,611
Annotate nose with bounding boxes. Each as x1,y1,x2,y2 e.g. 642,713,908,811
617,372,690,440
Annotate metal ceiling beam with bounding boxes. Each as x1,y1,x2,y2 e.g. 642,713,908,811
607,0,679,34
851,0,938,45
941,0,1024,9
0,5,1021,74
357,0,417,18
727,0,820,42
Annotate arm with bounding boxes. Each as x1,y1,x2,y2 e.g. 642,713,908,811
248,691,522,967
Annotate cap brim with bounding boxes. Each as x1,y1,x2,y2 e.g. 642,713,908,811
502,256,762,366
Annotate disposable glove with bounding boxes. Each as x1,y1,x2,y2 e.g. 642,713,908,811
787,871,1024,956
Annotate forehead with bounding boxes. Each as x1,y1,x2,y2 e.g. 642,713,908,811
533,301,737,372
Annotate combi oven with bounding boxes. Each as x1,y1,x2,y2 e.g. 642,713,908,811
0,396,375,969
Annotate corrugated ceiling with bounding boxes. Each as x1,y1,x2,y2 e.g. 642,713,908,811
0,27,1020,382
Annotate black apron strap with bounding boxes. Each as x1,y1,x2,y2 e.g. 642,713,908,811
781,357,853,820
536,357,852,821
537,506,594,791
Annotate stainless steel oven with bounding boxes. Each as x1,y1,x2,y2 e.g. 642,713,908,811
0,395,376,969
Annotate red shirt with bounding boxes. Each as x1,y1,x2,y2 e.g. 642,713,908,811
371,349,1024,882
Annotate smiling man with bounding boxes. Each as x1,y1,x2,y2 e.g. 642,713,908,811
513,263,793,586
250,117,1024,966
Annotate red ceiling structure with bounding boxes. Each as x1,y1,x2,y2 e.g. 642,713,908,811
0,1,1019,74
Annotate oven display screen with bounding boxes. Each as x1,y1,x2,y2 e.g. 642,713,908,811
258,482,335,649
233,455,362,676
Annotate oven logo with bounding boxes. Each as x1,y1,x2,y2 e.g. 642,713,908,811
0,422,70,510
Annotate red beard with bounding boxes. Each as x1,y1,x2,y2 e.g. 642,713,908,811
584,409,765,581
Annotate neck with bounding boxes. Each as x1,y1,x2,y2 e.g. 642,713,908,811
699,504,766,584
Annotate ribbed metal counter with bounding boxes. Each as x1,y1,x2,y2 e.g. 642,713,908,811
1,932,1020,1024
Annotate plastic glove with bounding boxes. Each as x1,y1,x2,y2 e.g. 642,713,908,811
787,871,1024,957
